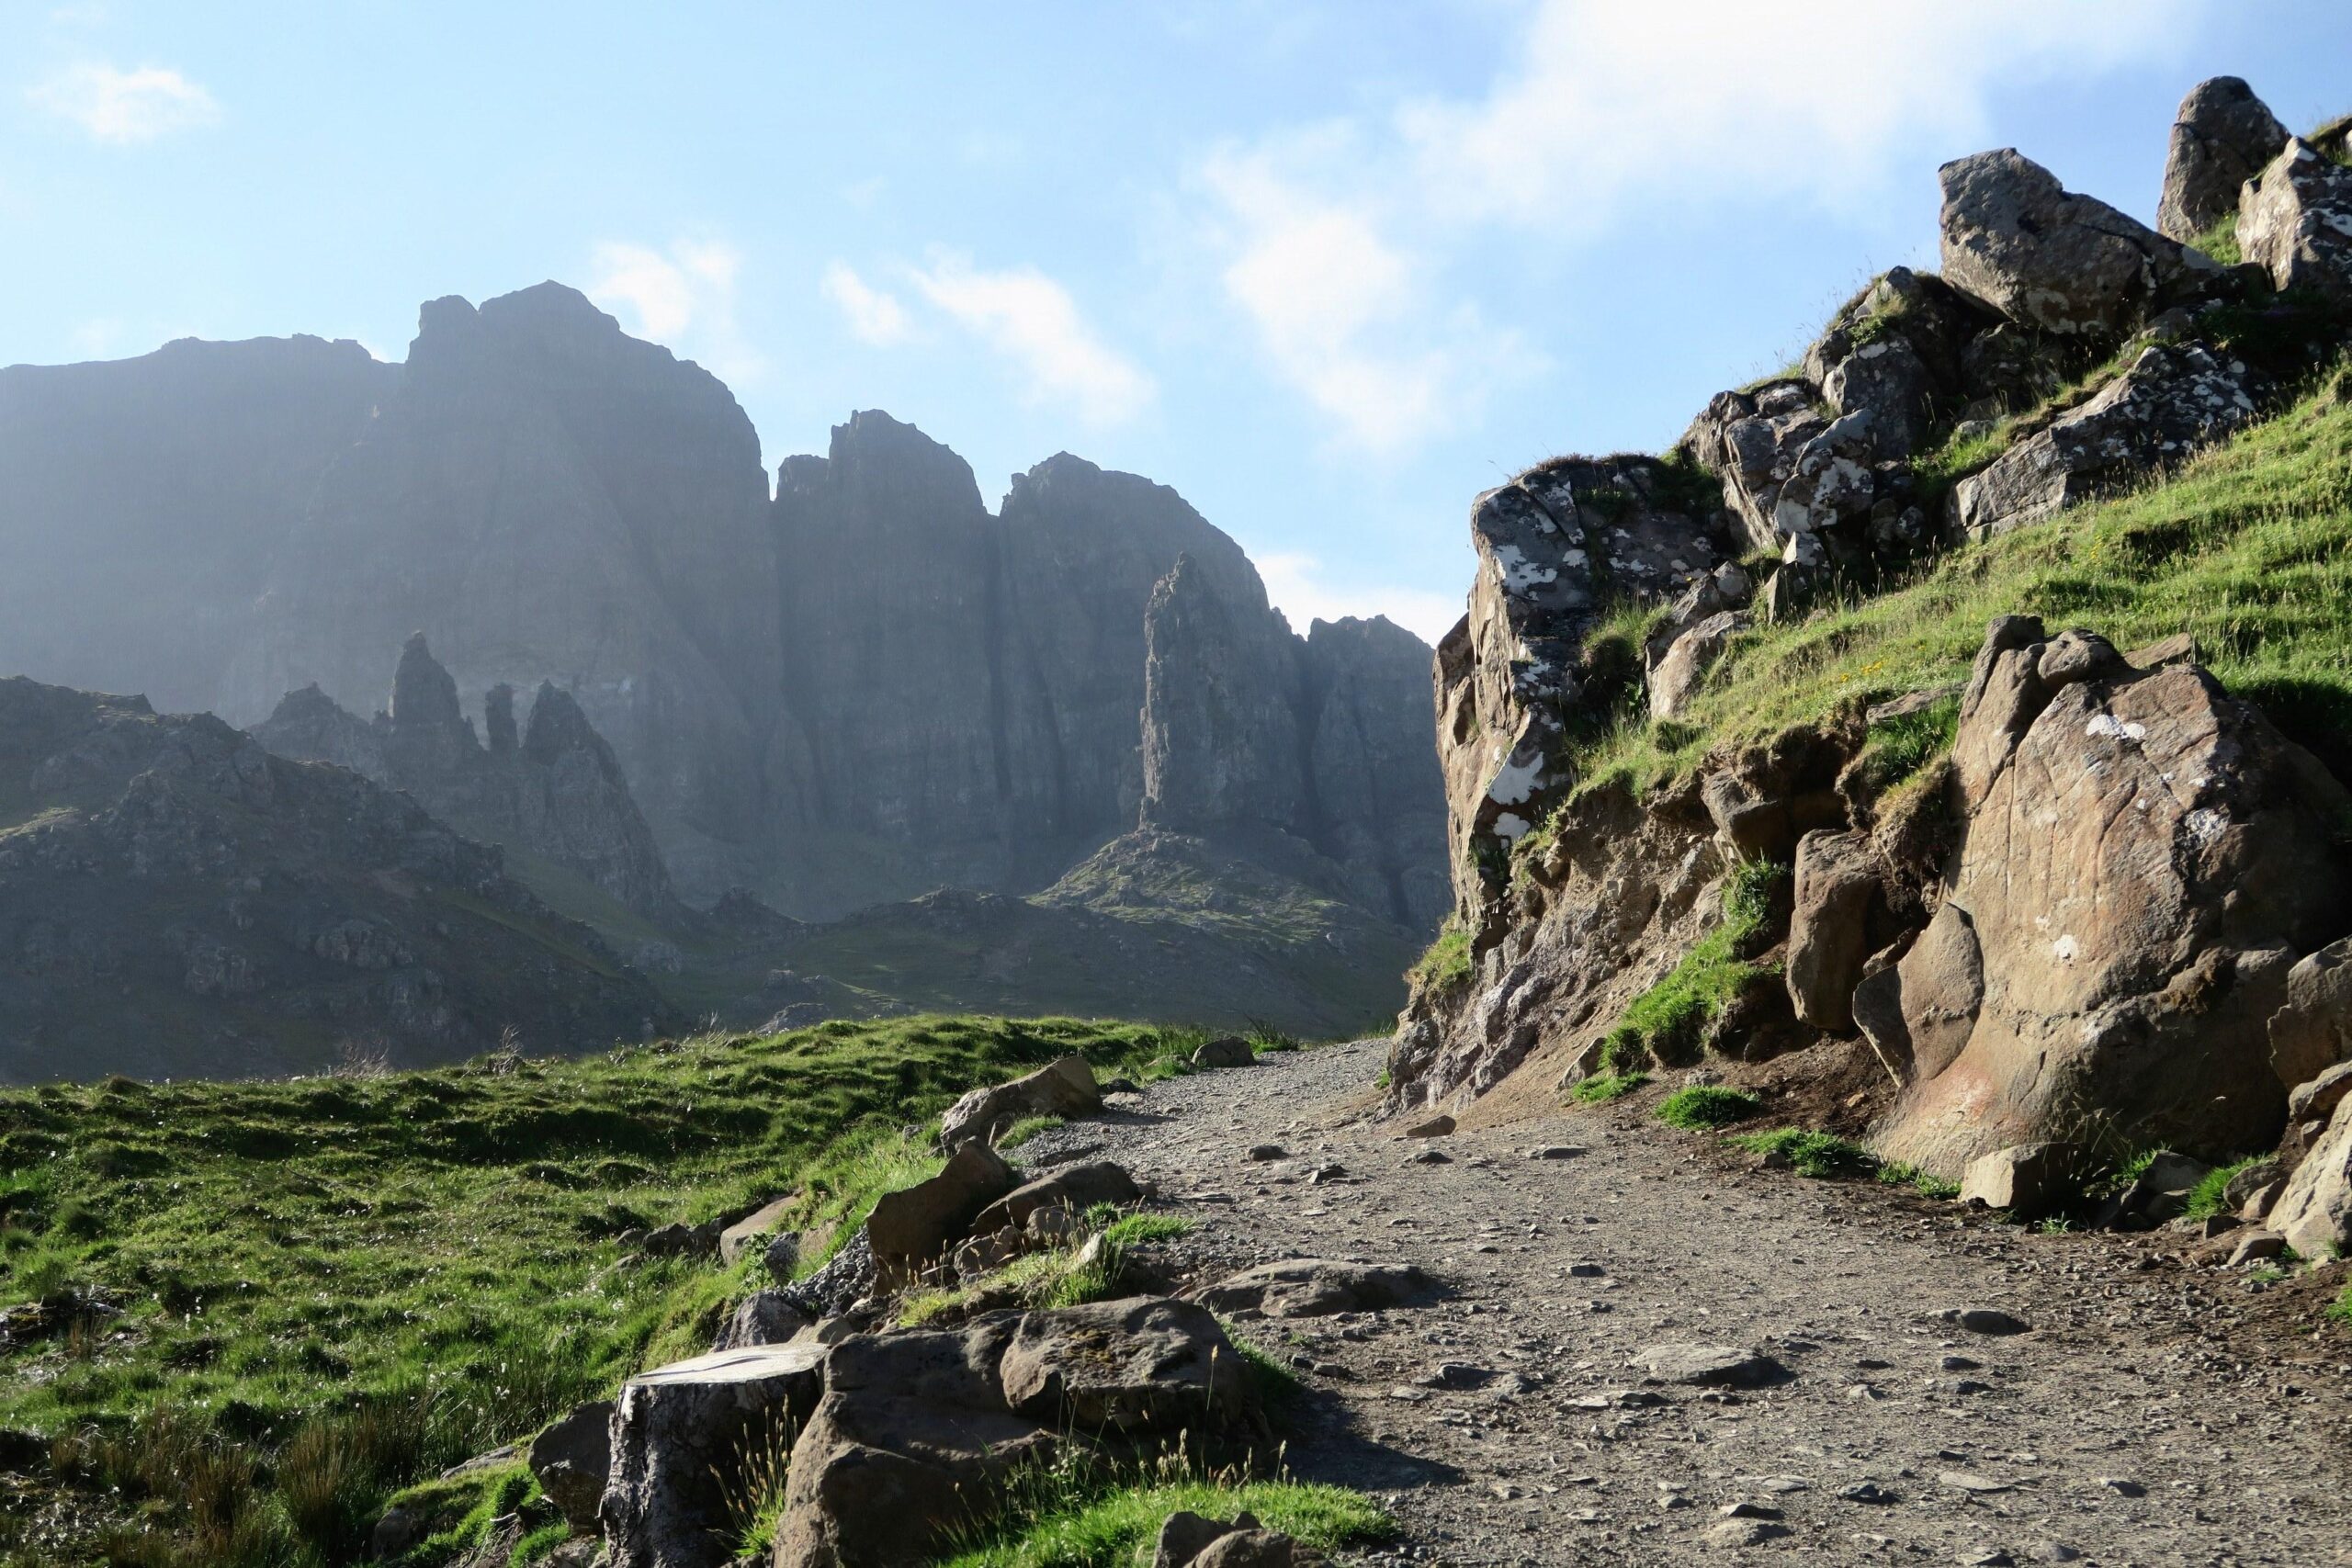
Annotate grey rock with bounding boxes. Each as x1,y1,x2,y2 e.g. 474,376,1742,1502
718,1196,799,1269
1193,1036,1256,1069
1632,1343,1784,1387
1403,1113,1456,1138
1952,344,2263,543
2158,77,2291,243
2238,140,2352,308
526,1399,613,1533
1945,1307,2030,1337
2273,947,2352,1102
1786,829,1879,1032
711,1291,812,1353
1196,1258,1429,1318
938,1055,1101,1152
1960,1144,2070,1217
1649,611,1746,722
1939,147,2218,340
604,1343,828,1568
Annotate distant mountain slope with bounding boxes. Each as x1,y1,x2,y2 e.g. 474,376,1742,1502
0,294,1446,939
0,677,679,1082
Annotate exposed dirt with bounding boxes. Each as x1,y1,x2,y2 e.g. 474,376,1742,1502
1017,1041,2352,1567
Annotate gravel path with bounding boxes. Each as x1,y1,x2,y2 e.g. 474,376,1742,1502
1014,1041,2352,1568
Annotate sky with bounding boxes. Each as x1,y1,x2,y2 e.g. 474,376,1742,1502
5,1,2349,646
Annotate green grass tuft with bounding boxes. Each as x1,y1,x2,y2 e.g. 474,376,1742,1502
2328,1282,2352,1327
1730,1128,1883,1179
1875,1159,1962,1200
2186,1156,2267,1221
1569,1071,1651,1104
1408,925,1474,994
1654,1085,1763,1130
1595,859,1783,1069
995,1114,1065,1149
935,1457,1391,1568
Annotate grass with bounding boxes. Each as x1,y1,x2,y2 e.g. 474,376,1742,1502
1654,1086,1762,1130
1573,361,2352,797
2186,1156,2269,1221
995,1114,1065,1150
2193,207,2244,266
899,1212,1199,1327
1569,1071,1651,1105
1876,1160,1962,1201
1593,859,1784,1070
1408,924,1473,994
1848,693,1960,799
0,1013,1216,1568
1730,1128,1883,1179
934,1443,1392,1568
2328,1282,2352,1327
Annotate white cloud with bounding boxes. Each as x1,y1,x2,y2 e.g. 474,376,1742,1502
1399,0,2201,228
1193,0,2199,449
906,253,1155,425
28,62,218,143
1256,549,1464,647
821,262,914,346
586,239,764,384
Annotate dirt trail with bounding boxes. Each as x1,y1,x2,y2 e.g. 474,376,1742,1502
1014,1041,2352,1568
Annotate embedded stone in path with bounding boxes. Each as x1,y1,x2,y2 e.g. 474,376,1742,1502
1632,1342,1786,1387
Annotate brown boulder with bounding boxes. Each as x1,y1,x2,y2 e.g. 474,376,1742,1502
1193,1036,1255,1069
865,1144,1015,1289
2271,940,2352,1100
1874,620,2351,1177
1785,830,1879,1033
969,1161,1144,1237
938,1055,1101,1151
2269,1096,2352,1259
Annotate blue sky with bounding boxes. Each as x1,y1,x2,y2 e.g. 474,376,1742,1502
6,2,2349,643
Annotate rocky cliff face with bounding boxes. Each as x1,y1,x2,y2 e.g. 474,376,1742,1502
0,676,677,1082
1397,77,2352,1204
252,635,680,922
0,303,1446,952
220,283,781,898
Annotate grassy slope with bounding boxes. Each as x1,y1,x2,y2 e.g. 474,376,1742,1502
1572,364,2352,797
0,1015,1211,1568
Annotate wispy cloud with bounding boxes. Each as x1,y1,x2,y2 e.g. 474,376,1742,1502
906,253,1155,426
586,239,764,385
28,62,218,143
1256,549,1463,646
1192,0,2199,451
821,262,914,346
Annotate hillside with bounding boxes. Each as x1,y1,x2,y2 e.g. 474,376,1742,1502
0,678,676,1084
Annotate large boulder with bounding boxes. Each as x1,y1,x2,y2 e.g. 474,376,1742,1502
937,1055,1101,1151
2237,139,2352,310
1784,830,1880,1033
2158,77,2291,243
998,1298,1253,1433
1873,619,2352,1177
970,1161,1143,1237
1951,343,2263,543
865,1144,1016,1289
1853,898,1984,1084
774,1301,1254,1568
1801,267,1989,457
1649,614,1743,722
526,1400,614,1534
1939,148,2221,340
603,1344,829,1568
2271,1096,2352,1258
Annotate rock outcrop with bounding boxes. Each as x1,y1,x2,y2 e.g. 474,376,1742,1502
1939,148,2221,341
2157,76,2291,243
0,676,676,1081
1872,620,2352,1175
2237,139,2352,309
253,635,680,920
